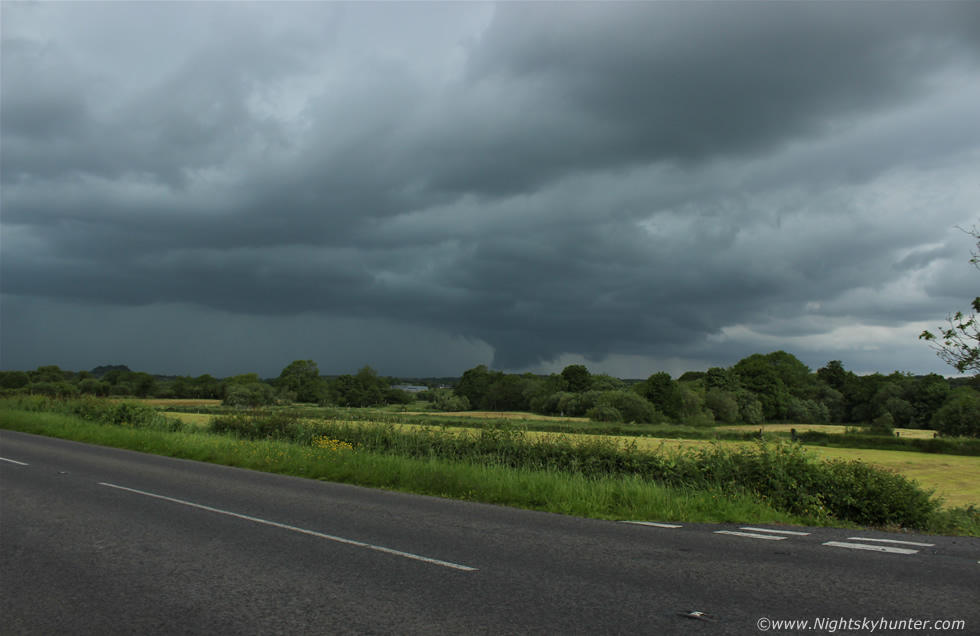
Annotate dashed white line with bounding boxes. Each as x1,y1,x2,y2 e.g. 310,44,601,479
0,457,28,466
715,531,787,541
740,527,810,536
623,521,683,528
845,537,934,547
823,541,919,555
99,482,478,571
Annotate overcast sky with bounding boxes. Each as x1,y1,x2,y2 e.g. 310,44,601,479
2,2,979,380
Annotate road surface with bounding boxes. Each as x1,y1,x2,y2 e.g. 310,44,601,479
2,430,977,634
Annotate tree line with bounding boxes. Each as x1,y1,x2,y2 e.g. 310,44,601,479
2,351,978,437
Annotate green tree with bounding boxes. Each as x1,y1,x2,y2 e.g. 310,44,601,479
454,365,500,410
276,360,327,404
561,365,592,393
732,354,789,420
588,390,659,423
122,372,156,398
920,223,980,374
910,374,950,429
704,366,741,393
705,389,739,423
590,373,626,392
0,371,30,389
483,374,531,411
929,388,980,438
637,372,683,420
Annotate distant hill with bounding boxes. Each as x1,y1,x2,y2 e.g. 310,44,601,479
90,364,132,377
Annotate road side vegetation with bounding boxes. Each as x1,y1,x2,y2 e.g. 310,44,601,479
3,396,977,536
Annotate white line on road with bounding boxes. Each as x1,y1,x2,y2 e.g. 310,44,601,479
99,482,478,571
823,541,918,555
739,527,810,536
715,531,787,541
845,537,935,547
0,457,28,466
623,521,683,528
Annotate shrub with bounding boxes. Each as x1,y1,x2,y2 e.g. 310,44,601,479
818,460,939,528
433,394,471,412
586,405,623,423
595,390,660,423
866,412,895,436
208,410,305,440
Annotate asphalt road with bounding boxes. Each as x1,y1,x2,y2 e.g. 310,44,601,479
2,430,978,635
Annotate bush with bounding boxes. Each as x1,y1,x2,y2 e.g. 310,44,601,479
586,405,623,423
433,394,471,412
818,460,939,528
595,390,660,423
866,412,895,436
208,410,305,440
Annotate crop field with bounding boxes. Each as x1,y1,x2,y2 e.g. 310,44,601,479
174,411,979,509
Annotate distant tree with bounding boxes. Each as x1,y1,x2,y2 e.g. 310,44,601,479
636,372,684,420
920,223,980,374
454,365,500,410
276,360,327,404
331,366,388,407
223,382,275,408
384,388,415,405
433,394,471,412
78,378,101,395
590,373,626,392
704,367,741,393
561,365,592,393
483,374,532,411
910,374,950,429
816,360,851,392
930,388,980,438
123,372,155,398
32,365,66,384
589,390,659,423
733,352,817,420
191,374,222,399
677,371,707,383
0,371,30,390
705,389,739,423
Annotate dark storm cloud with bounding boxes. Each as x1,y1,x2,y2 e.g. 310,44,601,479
2,2,979,376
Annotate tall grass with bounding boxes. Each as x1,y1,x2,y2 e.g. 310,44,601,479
3,397,977,535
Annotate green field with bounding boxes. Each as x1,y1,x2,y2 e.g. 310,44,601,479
167,408,980,509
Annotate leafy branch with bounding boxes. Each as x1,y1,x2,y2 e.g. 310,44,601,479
920,223,980,374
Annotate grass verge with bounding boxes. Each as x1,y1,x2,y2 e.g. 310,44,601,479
1,408,807,526
2,397,977,536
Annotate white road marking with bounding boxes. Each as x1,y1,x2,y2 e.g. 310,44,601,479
0,457,28,466
740,527,810,536
715,531,786,541
823,541,919,555
99,482,478,571
623,521,683,528
845,537,934,547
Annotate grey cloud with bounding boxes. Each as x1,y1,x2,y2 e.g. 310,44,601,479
3,2,979,377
